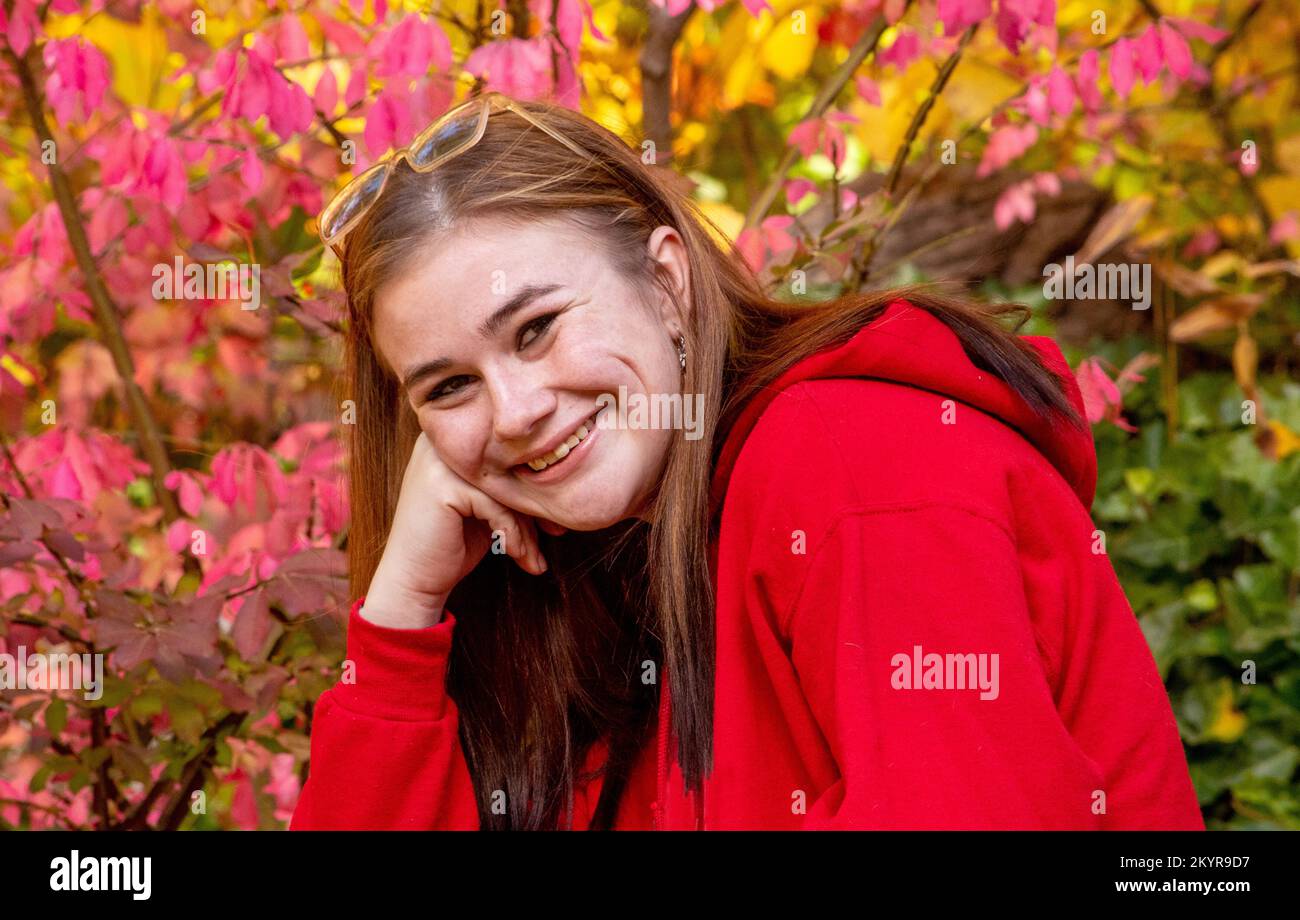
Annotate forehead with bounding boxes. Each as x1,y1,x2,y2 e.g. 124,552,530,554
371,216,605,365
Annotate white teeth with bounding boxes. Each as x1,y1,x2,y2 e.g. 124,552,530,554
523,416,595,472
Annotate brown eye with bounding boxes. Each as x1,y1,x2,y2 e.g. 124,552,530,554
518,312,558,350
425,375,473,402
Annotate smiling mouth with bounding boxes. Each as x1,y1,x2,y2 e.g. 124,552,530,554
517,410,601,474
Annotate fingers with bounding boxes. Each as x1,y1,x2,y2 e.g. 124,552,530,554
456,488,548,575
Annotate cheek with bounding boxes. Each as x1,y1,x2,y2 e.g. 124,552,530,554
625,424,674,476
424,414,489,478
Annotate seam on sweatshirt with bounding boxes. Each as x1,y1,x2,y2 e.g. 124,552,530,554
780,383,865,505
779,500,1021,641
325,683,454,724
779,501,1062,697
748,383,1060,693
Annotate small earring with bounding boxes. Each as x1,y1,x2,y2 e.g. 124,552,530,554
677,334,687,372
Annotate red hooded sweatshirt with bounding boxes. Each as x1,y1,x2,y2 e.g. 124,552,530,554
289,299,1204,831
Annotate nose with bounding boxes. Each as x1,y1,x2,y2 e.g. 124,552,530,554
487,364,557,445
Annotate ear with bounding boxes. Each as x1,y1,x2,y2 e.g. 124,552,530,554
646,225,692,337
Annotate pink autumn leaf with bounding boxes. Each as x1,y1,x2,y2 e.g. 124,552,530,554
1181,227,1219,260
429,19,454,69
1032,171,1061,196
465,38,553,99
1133,25,1162,84
275,14,310,63
735,216,796,273
762,215,796,254
1074,357,1129,428
855,75,882,106
1166,16,1229,45
5,0,39,57
377,14,433,78
164,470,206,517
363,90,408,157
993,181,1036,230
1109,37,1135,100
1157,21,1193,80
237,52,273,123
1075,49,1103,111
138,137,186,213
86,192,128,255
313,68,338,116
1024,82,1050,126
345,65,369,109
976,123,1038,177
240,152,264,196
549,0,583,54
49,456,83,501
785,177,817,207
994,0,1036,55
1046,66,1075,117
266,77,314,138
788,119,821,159
878,30,920,70
937,0,991,34
1269,212,1299,245
739,0,774,15
165,518,194,554
267,753,301,821
320,17,367,56
732,229,760,272
42,38,111,126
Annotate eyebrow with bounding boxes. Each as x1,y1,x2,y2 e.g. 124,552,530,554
400,282,565,393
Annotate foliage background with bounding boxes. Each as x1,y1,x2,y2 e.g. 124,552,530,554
0,0,1296,829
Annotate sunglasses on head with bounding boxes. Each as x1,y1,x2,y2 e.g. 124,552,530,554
317,91,590,251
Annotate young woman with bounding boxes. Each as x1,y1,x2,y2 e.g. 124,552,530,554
288,92,1204,831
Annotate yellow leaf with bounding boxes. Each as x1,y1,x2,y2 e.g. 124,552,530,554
760,6,817,81
1232,325,1257,392
1201,250,1244,279
51,7,175,110
853,60,940,164
1269,421,1300,459
696,200,744,245
1206,684,1247,743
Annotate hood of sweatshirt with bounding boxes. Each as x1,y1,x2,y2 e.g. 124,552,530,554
708,298,1098,517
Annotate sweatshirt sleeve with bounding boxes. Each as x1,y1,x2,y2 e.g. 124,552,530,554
288,596,481,830
782,501,1202,830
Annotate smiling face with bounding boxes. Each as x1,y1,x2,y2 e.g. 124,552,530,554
371,213,691,531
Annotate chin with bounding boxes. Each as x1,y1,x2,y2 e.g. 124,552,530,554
544,494,641,532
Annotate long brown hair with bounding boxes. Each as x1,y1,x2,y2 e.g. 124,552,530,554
335,94,1082,830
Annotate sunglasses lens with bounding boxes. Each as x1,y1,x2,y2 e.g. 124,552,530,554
409,106,484,169
320,164,389,242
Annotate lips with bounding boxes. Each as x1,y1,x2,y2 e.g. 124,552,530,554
515,410,601,474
